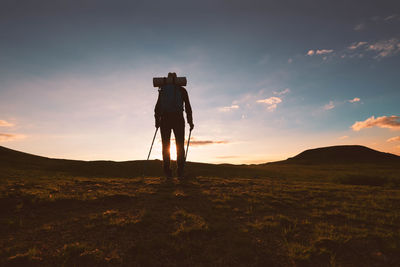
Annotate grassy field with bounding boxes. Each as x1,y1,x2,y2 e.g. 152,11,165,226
253,162,400,186
1,174,400,266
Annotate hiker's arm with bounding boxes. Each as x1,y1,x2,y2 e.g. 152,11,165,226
182,88,194,129
154,91,161,128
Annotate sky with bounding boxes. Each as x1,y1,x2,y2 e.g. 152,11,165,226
0,0,399,164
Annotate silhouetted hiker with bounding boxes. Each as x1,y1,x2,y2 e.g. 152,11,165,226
154,72,194,180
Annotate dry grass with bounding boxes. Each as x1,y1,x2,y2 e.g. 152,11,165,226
1,175,399,266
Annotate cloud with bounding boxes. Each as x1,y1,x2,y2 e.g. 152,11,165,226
342,39,400,60
306,50,315,56
216,155,240,159
316,49,334,55
339,135,349,140
384,14,398,21
354,23,365,31
352,115,400,131
219,104,239,112
307,49,334,56
306,49,333,59
366,38,400,59
0,120,14,127
387,136,400,142
348,42,367,50
273,88,290,95
256,96,282,111
188,139,229,146
324,101,335,110
256,97,282,105
171,138,229,146
0,133,25,142
349,97,360,103
368,14,399,24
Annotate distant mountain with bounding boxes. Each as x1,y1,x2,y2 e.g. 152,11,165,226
0,146,261,178
284,145,400,164
1,145,399,179
0,145,51,165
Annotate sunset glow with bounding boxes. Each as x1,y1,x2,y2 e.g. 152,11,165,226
0,1,399,163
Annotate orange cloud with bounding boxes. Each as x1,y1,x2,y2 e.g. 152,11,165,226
352,115,400,131
306,50,315,56
0,120,14,127
256,96,282,111
316,49,334,55
219,104,239,112
0,133,25,142
188,140,229,146
348,42,367,50
307,49,333,56
387,136,400,142
349,97,360,103
367,38,400,59
172,138,229,146
216,155,239,159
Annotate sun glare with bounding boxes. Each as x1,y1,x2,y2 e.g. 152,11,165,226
170,140,177,160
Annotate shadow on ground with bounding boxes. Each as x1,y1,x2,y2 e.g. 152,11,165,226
1,176,399,266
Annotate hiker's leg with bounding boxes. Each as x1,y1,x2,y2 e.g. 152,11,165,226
160,120,172,177
173,115,185,177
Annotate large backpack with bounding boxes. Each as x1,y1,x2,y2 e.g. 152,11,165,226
159,84,184,113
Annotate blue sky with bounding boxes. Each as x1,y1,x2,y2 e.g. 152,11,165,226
1,0,399,163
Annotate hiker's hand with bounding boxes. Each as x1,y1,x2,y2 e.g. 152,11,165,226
189,123,194,131
155,119,160,128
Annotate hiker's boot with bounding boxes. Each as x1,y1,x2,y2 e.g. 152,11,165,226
177,169,185,182
164,169,173,180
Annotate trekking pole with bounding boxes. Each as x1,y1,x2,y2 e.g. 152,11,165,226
147,127,159,161
143,127,158,177
185,128,192,161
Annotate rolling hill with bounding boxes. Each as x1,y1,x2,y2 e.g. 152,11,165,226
0,146,260,178
284,145,400,164
1,145,399,180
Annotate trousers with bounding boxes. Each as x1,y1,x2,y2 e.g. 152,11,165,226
160,112,185,176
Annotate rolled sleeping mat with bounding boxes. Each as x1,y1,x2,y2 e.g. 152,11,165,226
153,77,187,87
